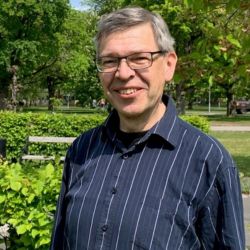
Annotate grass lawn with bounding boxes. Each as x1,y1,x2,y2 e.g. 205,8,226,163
190,107,250,193
209,131,250,176
209,131,250,194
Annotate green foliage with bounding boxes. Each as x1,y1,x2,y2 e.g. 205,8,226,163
181,115,210,133
0,0,70,77
0,161,63,249
182,0,250,11
240,176,250,194
45,9,101,107
0,112,106,160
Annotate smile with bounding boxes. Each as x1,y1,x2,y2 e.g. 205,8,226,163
118,88,138,95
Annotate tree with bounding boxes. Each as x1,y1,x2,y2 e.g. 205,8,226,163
192,7,250,115
50,9,101,108
0,0,70,110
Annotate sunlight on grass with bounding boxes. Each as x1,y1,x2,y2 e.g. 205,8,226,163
209,131,250,177
209,131,250,194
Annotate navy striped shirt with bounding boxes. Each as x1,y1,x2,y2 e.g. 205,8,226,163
50,95,245,250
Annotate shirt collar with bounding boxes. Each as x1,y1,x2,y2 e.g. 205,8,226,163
102,94,180,148
149,95,179,148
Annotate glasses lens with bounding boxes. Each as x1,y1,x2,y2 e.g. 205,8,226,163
128,52,151,69
96,57,118,72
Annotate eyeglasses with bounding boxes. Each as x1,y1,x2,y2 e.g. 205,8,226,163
96,51,166,73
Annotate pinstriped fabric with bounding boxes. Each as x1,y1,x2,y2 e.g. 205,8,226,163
149,129,188,250
50,95,245,250
100,158,125,249
115,145,148,250
87,145,117,249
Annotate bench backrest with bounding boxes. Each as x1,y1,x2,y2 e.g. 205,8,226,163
21,136,77,162
28,136,76,144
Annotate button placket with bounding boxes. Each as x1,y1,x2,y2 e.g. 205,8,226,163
122,153,129,159
111,187,117,194
101,224,108,232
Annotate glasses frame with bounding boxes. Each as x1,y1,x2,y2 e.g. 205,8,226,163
96,50,166,73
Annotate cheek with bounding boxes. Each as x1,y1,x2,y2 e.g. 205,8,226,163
99,75,113,90
150,69,166,90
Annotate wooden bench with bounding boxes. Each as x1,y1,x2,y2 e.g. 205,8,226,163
21,136,76,161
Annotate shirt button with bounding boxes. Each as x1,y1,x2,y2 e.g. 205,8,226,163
111,187,117,194
101,224,108,232
123,154,128,159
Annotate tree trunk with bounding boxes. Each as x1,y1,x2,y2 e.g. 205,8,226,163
226,91,233,116
47,76,55,111
175,81,186,115
0,92,7,110
9,65,19,112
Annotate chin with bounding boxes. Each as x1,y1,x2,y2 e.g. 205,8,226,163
118,108,144,118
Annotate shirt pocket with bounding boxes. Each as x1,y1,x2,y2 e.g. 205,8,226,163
132,195,199,250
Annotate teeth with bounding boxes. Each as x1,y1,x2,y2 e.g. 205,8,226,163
118,88,137,95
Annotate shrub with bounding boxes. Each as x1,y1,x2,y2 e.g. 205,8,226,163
0,160,62,249
181,115,210,133
0,112,106,160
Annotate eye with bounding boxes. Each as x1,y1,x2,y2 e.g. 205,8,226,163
129,53,150,65
100,57,118,67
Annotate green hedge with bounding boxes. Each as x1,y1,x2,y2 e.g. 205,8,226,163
0,111,209,161
181,115,210,134
0,112,106,160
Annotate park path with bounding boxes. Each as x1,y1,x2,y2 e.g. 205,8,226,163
211,125,250,131
243,195,250,249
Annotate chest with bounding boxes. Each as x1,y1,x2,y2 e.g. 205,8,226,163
63,138,210,249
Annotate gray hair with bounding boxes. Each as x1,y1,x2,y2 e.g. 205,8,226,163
94,7,175,56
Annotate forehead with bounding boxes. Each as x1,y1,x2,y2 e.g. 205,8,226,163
98,23,158,56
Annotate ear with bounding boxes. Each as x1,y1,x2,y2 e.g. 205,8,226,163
164,52,177,82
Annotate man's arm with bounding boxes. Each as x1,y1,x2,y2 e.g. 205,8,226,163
196,158,245,249
50,157,69,250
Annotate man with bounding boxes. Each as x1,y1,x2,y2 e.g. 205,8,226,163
50,7,245,250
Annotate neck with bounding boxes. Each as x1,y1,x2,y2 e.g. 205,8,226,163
119,102,166,132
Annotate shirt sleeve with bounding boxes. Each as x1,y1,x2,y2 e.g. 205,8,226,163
49,154,70,250
196,156,245,249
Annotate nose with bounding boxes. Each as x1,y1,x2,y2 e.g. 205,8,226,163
115,58,135,79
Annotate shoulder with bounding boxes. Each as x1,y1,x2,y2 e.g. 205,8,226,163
74,125,103,146
178,117,234,172
66,125,104,163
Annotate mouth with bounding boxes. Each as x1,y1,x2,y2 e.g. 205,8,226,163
117,88,139,95
116,88,143,96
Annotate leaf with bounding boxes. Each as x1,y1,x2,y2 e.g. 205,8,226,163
16,224,28,235
0,194,5,203
27,194,35,203
31,229,39,238
8,218,18,226
223,53,228,61
10,181,22,191
35,236,50,248
226,34,242,48
21,187,29,196
208,75,213,86
45,163,55,176
38,217,49,227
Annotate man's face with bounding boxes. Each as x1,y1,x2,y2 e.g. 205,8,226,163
98,23,177,127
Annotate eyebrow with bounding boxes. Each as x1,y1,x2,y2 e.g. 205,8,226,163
98,50,157,58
